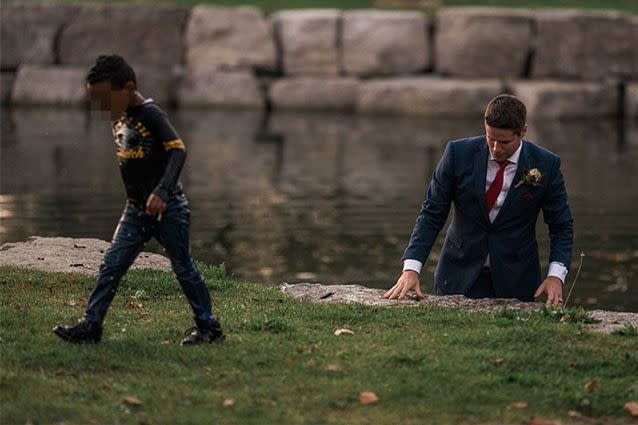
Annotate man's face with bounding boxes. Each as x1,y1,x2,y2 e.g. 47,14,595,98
86,80,133,120
484,123,526,162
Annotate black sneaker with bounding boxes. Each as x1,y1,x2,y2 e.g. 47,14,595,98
180,322,225,346
53,318,102,344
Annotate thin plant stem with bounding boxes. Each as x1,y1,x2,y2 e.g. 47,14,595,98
564,252,585,309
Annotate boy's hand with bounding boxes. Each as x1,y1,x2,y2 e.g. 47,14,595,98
146,193,166,216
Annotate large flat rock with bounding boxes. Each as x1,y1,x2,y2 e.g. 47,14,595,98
435,8,533,78
0,237,171,276
185,5,276,72
282,283,638,334
58,3,189,69
11,66,86,107
357,77,503,117
532,10,638,81
272,9,341,76
342,10,429,77
176,70,265,109
510,80,619,118
0,3,80,69
269,77,359,111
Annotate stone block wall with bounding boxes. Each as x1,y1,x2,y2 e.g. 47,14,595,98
1,3,636,118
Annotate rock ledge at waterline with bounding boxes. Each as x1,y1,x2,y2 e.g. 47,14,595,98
0,237,635,334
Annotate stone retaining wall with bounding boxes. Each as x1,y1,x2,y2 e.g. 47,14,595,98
1,3,637,118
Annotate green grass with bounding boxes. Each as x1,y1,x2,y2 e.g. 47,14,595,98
1,265,637,425
4,0,638,14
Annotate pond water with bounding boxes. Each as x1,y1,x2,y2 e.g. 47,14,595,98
1,107,637,312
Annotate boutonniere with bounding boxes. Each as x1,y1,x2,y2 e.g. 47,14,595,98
515,168,543,188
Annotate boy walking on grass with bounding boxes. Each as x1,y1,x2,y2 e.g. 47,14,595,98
53,55,225,346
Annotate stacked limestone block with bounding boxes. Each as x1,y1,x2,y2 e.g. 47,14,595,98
178,5,275,108
1,3,636,119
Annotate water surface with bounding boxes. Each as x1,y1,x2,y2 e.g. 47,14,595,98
1,107,636,312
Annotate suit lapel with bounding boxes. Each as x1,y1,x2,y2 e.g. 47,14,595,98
492,140,528,227
473,139,490,225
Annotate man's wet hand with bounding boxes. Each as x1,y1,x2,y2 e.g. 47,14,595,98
384,270,423,300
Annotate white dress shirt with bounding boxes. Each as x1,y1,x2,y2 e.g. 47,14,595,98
403,140,568,284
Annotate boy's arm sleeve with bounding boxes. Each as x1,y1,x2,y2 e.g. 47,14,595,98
145,108,187,202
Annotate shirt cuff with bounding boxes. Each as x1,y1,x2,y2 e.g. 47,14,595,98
548,261,568,285
403,259,423,274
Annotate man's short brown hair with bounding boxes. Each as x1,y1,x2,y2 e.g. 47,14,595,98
484,94,527,134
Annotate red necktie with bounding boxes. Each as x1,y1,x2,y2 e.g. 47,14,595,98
485,161,509,213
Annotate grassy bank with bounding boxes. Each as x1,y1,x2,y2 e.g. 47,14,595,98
4,0,638,14
1,265,636,425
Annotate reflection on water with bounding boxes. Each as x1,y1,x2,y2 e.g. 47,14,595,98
1,107,637,312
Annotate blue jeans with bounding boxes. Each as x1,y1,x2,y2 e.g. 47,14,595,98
83,194,218,327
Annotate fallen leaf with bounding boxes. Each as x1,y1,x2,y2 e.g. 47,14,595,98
359,391,379,405
625,401,638,417
222,398,235,407
127,299,143,309
121,396,142,406
511,401,529,409
260,398,276,406
325,363,342,372
584,379,598,393
334,328,354,336
102,380,112,390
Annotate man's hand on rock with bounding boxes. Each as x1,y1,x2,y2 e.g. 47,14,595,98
534,276,563,307
384,270,423,300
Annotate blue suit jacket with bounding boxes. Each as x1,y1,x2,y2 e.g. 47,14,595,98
403,136,574,301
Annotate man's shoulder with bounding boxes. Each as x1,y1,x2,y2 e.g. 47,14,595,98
450,135,485,146
447,135,485,155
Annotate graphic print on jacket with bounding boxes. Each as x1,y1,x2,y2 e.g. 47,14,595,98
111,99,186,208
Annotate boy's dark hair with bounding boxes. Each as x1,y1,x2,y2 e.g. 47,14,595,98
484,94,527,134
86,54,136,89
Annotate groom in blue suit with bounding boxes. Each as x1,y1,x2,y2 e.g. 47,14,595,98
384,95,573,306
